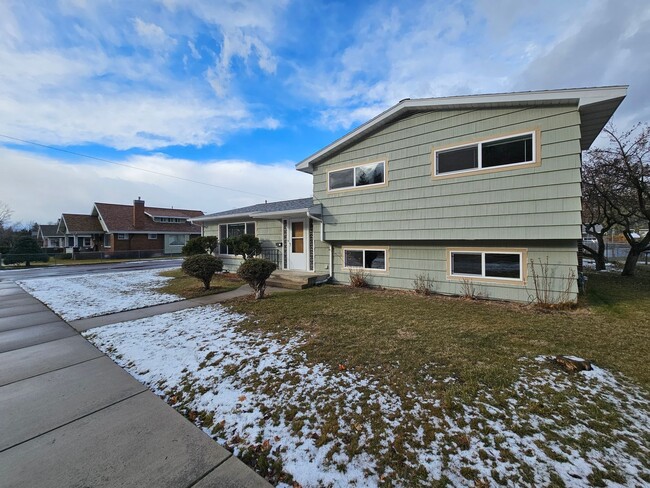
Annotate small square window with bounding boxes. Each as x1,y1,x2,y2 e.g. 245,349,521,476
148,234,158,240
117,233,128,240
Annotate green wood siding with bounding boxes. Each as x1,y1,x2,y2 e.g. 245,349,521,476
326,240,578,303
312,105,583,241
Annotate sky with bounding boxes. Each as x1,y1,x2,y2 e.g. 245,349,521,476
1,0,649,225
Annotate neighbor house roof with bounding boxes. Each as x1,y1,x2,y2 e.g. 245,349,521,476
191,197,313,222
60,214,104,233
296,86,628,173
37,224,63,237
93,202,204,234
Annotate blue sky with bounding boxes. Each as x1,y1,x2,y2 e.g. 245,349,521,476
1,0,649,224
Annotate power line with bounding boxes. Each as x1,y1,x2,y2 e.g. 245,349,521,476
0,133,272,199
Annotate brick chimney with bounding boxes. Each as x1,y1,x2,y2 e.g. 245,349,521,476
133,197,145,229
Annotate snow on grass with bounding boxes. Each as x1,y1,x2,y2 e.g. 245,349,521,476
18,268,180,320
84,305,650,487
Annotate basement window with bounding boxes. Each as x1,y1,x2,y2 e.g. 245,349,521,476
449,250,525,282
343,248,387,271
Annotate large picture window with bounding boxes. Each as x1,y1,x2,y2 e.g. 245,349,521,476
434,132,536,176
343,248,387,271
449,249,524,282
218,222,256,255
328,161,386,191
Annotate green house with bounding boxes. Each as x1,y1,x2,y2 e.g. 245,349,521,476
193,86,627,302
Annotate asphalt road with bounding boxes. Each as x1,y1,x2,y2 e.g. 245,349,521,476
0,258,183,282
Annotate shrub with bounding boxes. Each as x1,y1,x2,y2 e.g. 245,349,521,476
413,273,436,295
182,236,219,256
223,234,262,261
3,236,49,267
528,257,577,309
181,254,223,290
237,258,277,299
349,269,369,288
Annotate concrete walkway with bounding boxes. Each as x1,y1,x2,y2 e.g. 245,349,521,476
0,281,271,488
70,284,295,332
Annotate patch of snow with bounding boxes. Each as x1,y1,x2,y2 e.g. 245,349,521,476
18,267,179,320
85,307,650,487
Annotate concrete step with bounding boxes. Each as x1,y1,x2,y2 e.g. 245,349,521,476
266,272,329,290
265,277,310,290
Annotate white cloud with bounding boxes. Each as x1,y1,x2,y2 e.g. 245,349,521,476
0,147,313,224
132,18,177,51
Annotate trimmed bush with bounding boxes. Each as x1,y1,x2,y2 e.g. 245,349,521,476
182,236,219,256
3,236,49,267
181,254,224,290
237,258,277,299
223,234,262,261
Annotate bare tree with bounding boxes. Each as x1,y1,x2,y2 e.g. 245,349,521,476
582,164,617,270
585,124,650,276
0,201,12,228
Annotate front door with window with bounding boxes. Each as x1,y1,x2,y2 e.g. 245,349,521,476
288,219,307,270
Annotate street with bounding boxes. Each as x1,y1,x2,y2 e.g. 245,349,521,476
0,258,182,282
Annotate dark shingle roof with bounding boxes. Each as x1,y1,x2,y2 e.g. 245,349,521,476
62,214,104,233
38,224,63,237
94,203,203,233
198,197,313,220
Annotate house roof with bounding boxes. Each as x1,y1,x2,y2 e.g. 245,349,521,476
296,86,628,173
38,224,63,237
61,214,104,233
191,197,313,222
94,202,204,233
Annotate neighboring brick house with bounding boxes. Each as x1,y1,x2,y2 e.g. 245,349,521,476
57,213,105,250
36,224,65,249
92,198,204,254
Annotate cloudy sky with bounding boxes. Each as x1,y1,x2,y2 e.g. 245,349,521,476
1,0,649,225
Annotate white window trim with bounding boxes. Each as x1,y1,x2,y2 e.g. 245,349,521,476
117,233,129,240
219,222,256,256
148,233,158,240
342,246,389,272
327,160,387,192
447,248,527,284
433,130,538,177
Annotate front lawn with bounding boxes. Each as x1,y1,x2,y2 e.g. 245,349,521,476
156,269,245,299
84,268,650,487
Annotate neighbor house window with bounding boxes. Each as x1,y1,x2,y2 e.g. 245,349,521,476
80,237,91,247
117,233,128,240
328,161,386,191
218,222,256,255
148,234,158,240
343,248,387,271
68,237,74,247
103,235,111,248
449,249,525,282
168,234,189,246
434,132,536,176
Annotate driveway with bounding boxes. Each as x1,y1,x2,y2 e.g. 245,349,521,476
0,280,270,487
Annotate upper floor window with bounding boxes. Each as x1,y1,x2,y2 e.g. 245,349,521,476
434,132,536,177
328,161,386,191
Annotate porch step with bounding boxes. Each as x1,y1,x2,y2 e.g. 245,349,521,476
266,271,329,290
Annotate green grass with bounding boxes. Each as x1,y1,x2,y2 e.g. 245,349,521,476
227,267,650,393
157,269,245,299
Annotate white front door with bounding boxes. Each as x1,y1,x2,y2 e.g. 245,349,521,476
288,219,307,270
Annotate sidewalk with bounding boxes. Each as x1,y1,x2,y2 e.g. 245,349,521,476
0,281,271,488
69,284,296,332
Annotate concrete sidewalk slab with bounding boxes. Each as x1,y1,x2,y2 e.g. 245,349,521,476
0,391,234,488
0,295,43,308
0,356,147,451
0,310,60,332
0,321,77,353
0,335,103,387
0,288,24,297
193,456,273,488
0,302,49,318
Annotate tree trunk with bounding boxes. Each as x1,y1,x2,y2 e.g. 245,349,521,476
203,277,211,290
622,246,641,276
254,282,266,299
595,235,606,271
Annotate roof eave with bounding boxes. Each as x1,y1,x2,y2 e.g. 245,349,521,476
296,85,629,172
